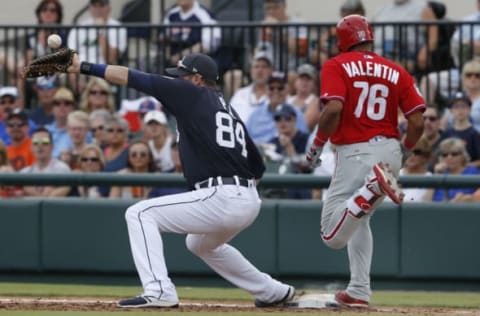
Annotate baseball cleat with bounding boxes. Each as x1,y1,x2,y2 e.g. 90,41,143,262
117,295,179,308
372,162,403,204
255,286,295,307
334,291,369,308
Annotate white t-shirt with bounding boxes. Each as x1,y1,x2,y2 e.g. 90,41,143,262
21,158,70,174
230,84,268,123
67,17,127,63
148,137,174,172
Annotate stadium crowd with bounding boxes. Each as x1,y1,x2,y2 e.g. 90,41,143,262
0,0,479,202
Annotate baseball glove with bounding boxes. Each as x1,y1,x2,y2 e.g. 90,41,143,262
23,48,77,78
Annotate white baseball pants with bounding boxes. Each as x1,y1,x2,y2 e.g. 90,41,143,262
124,183,290,303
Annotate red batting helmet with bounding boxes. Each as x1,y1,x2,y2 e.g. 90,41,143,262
336,14,374,52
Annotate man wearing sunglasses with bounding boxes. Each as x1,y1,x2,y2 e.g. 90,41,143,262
20,127,71,198
61,51,295,308
6,109,35,171
246,71,308,144
29,77,58,126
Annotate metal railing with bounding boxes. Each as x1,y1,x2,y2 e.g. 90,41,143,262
0,20,476,105
0,173,478,189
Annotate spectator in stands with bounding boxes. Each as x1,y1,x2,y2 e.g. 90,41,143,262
67,0,127,92
109,140,157,199
47,87,76,158
144,110,174,172
6,109,35,171
399,136,434,202
440,91,480,168
422,106,444,170
0,140,20,198
268,104,311,199
25,0,67,68
67,0,126,65
432,137,479,202
309,0,365,67
103,115,129,173
372,0,433,73
21,127,71,198
230,51,273,123
28,76,58,126
460,59,480,132
450,0,480,68
79,78,115,114
162,0,221,68
246,71,308,144
72,144,105,198
257,0,307,74
0,86,36,145
60,111,91,170
287,63,319,131
130,98,162,141
89,109,112,149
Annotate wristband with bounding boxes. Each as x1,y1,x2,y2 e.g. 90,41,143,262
313,129,329,146
403,138,415,150
80,62,106,78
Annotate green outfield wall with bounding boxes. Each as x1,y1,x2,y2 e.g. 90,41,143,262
0,198,478,280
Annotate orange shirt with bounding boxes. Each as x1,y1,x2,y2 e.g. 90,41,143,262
7,138,35,171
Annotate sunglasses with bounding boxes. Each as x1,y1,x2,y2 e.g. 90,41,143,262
464,72,480,79
441,151,461,158
91,125,104,133
53,100,74,107
412,149,429,156
423,116,437,122
0,99,15,105
37,83,56,90
451,103,470,109
32,137,51,145
107,128,124,133
81,157,100,162
130,151,148,158
274,116,293,122
7,121,25,128
89,90,108,96
269,85,285,91
41,6,57,13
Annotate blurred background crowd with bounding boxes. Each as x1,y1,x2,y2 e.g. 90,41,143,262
0,0,479,202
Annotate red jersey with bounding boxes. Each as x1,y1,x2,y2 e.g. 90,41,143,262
320,51,425,145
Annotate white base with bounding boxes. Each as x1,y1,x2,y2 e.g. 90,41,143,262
286,293,339,309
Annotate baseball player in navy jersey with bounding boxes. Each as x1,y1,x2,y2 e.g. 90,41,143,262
306,15,425,307
64,52,294,308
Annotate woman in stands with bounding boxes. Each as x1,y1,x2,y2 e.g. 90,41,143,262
79,78,116,114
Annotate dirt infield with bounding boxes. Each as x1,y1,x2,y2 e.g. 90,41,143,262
0,297,478,315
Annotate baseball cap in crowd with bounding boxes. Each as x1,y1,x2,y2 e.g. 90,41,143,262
144,110,168,125
0,86,18,99
297,64,317,79
165,53,219,82
273,104,297,120
253,51,273,66
268,71,287,85
138,99,161,113
448,91,471,107
7,108,28,122
36,76,58,90
90,0,109,5
53,87,75,102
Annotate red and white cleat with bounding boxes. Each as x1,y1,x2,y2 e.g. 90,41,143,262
372,162,403,204
334,291,369,308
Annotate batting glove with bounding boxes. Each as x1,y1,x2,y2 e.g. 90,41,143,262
306,138,325,169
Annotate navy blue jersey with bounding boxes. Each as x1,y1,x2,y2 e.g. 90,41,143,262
128,69,265,189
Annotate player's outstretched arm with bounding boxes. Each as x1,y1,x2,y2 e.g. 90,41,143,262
67,53,129,86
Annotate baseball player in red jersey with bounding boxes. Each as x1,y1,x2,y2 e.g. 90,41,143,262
306,15,425,307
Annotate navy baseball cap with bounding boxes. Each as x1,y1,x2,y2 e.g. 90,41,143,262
448,91,471,107
268,71,287,85
166,53,219,82
274,104,297,120
7,108,28,122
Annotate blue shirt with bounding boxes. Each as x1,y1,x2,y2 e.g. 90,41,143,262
29,107,54,126
47,122,69,158
246,103,308,144
432,166,480,201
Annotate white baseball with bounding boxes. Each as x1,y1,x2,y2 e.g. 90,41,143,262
47,34,62,49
